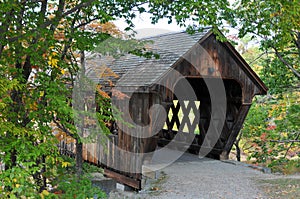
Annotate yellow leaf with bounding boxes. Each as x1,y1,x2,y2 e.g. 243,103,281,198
62,161,71,168
15,184,20,188
40,91,44,97
42,190,50,196
48,56,59,68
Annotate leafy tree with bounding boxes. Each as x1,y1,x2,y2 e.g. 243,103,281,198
231,1,300,170
0,1,133,197
230,0,300,92
241,94,299,171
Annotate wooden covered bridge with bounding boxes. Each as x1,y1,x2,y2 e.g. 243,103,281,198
60,28,268,189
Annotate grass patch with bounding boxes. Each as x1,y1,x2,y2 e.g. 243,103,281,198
49,155,106,198
83,162,104,174
269,159,300,174
258,178,300,199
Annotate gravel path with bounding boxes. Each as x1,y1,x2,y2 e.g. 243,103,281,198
149,157,267,199
108,149,297,199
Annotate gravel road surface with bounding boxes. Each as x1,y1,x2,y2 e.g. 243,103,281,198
108,149,298,199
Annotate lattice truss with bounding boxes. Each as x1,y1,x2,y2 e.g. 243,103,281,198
163,100,201,135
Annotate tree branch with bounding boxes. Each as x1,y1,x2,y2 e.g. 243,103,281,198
270,140,300,143
61,0,95,18
284,131,300,157
60,9,80,61
31,0,44,3
0,9,14,56
249,51,268,65
274,48,300,79
39,0,48,24
292,31,300,52
7,0,95,43
74,16,104,29
49,0,66,31
53,119,76,139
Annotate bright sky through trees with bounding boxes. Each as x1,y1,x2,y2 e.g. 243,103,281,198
114,12,183,38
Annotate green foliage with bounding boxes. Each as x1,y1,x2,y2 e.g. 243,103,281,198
0,148,60,197
0,0,127,196
82,162,104,174
47,156,106,199
240,50,300,167
231,0,300,49
95,37,160,59
56,176,106,199
147,0,232,30
230,0,300,81
241,94,299,171
261,56,299,94
269,159,300,174
242,100,272,163
234,2,300,171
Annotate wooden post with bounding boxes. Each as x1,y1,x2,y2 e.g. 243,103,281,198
220,104,251,160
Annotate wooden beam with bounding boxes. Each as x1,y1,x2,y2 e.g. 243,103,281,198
221,104,251,160
104,168,141,190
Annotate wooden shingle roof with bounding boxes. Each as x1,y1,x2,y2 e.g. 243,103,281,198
86,27,267,94
86,28,210,87
114,28,211,88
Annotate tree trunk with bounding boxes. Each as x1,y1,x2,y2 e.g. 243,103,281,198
32,155,47,192
234,142,241,162
75,139,83,179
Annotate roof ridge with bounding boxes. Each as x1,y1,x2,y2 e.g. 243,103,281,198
140,26,212,40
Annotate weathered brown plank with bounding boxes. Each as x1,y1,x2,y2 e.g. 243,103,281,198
104,168,141,190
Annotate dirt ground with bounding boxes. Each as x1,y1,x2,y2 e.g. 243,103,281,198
108,149,300,199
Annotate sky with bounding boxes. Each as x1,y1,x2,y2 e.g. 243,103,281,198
114,12,184,39
114,1,240,39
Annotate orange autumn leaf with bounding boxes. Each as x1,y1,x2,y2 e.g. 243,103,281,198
260,132,267,141
111,88,129,100
96,85,110,98
100,67,119,78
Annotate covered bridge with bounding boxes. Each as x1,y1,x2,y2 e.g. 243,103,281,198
64,28,268,189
